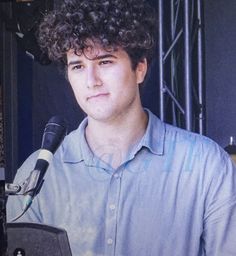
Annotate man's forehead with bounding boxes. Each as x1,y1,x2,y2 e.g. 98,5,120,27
67,44,118,60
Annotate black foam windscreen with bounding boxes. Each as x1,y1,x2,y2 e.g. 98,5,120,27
7,222,72,256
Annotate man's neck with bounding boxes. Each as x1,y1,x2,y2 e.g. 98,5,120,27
85,107,148,169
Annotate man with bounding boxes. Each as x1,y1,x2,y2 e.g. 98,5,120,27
7,0,236,255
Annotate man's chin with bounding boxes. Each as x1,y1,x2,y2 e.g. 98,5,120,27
87,111,114,123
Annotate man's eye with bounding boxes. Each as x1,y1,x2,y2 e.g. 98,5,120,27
99,60,113,65
71,65,83,70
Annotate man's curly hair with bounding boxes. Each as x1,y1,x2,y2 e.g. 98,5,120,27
38,0,157,69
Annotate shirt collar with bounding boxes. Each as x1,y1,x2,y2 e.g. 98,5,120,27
62,109,166,163
62,117,91,163
140,108,165,155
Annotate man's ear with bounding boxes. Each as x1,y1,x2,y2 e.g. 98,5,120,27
136,58,148,85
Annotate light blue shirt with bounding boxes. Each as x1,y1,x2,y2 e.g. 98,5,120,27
7,109,236,256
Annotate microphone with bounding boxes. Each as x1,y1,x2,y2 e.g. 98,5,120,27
23,116,68,211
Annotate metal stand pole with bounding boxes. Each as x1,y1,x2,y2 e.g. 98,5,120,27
157,0,205,134
183,0,193,131
0,168,7,256
197,0,204,134
158,0,165,121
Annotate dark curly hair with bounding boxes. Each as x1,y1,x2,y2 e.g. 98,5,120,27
38,0,157,70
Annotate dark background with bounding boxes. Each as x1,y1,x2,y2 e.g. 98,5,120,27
204,0,236,148
1,0,236,181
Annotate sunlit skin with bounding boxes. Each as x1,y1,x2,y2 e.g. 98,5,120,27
67,44,148,168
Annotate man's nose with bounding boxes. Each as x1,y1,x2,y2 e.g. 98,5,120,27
86,66,103,89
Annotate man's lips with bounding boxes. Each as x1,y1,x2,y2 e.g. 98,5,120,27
87,93,110,100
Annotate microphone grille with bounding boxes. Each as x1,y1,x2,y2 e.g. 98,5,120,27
42,115,68,153
47,115,68,128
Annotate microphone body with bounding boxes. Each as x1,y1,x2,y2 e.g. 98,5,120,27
23,116,67,210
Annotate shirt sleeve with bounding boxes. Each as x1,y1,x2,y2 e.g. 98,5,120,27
6,150,43,223
202,146,236,255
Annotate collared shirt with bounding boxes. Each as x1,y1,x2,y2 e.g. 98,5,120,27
7,109,236,256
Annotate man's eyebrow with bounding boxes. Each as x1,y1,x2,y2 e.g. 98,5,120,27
67,60,82,66
67,54,117,66
94,54,118,60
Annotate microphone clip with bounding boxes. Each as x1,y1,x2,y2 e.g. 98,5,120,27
5,170,44,197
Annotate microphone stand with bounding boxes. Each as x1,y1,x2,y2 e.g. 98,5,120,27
5,171,43,220
0,167,44,256
0,115,68,255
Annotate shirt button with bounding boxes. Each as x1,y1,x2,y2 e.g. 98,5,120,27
107,238,113,245
109,204,116,210
113,174,119,179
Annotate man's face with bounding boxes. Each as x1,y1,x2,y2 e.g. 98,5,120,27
66,44,147,123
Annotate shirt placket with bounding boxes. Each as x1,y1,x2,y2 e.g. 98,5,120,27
104,172,122,256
